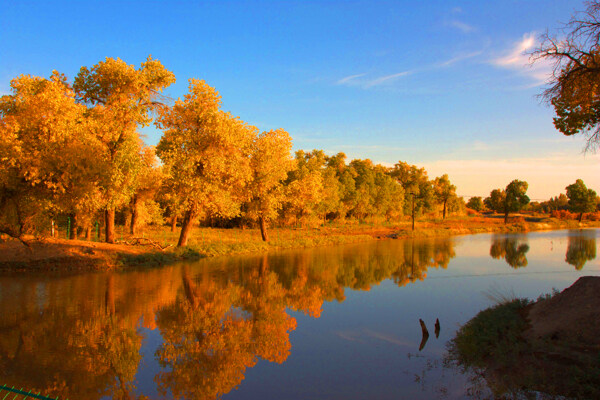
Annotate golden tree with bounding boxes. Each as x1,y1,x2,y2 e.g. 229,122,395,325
156,79,255,246
282,150,326,227
246,128,295,241
0,72,102,243
433,174,457,220
74,56,175,243
129,146,163,235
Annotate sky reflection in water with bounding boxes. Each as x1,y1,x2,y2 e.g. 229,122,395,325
0,229,597,399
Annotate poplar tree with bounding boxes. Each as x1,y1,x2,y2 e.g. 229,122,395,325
503,180,530,223
0,72,101,243
156,79,255,246
247,129,295,241
433,174,457,219
566,179,597,222
74,56,175,243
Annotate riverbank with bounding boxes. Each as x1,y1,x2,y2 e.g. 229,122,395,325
1,214,598,272
448,276,600,399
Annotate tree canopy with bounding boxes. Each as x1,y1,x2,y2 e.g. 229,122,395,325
74,56,175,243
566,179,597,221
533,0,600,151
156,79,255,246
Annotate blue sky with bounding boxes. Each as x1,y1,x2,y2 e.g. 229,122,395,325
1,0,598,199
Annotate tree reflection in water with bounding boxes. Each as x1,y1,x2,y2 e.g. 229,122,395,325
0,273,144,400
565,233,597,270
154,260,296,400
0,237,457,399
490,235,529,268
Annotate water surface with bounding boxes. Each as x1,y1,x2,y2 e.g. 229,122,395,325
0,229,598,399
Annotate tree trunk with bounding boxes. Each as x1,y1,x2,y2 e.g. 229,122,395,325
170,215,177,232
411,195,415,231
85,226,92,241
259,216,269,242
182,267,198,308
177,207,197,247
442,200,447,220
105,209,115,244
69,213,78,240
260,254,269,276
504,207,509,224
105,274,115,315
579,212,583,222
130,194,139,235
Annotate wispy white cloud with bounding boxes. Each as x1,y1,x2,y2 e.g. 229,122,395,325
490,32,553,86
493,33,536,67
439,50,483,67
336,73,367,85
336,70,413,89
364,70,413,88
448,19,475,33
337,46,482,89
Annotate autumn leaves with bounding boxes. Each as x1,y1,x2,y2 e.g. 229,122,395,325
1,56,463,248
0,57,297,246
155,79,295,245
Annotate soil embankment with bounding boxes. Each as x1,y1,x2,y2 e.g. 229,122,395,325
449,276,600,398
525,275,600,348
0,238,147,272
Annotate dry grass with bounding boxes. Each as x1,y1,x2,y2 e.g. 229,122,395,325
1,213,598,271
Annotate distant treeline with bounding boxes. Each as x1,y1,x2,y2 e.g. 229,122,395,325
467,179,599,222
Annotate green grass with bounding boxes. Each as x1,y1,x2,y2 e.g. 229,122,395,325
447,298,532,370
447,295,600,399
117,246,203,267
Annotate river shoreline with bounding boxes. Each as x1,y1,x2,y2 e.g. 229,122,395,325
1,216,598,272
448,276,600,398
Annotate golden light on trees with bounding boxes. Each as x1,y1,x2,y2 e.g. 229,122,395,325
247,128,295,241
156,79,255,246
74,56,175,243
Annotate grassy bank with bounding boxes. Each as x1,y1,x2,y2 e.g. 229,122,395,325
1,214,599,271
447,281,600,399
391,214,597,238
118,226,374,267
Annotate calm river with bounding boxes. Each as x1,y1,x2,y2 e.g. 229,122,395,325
0,229,598,399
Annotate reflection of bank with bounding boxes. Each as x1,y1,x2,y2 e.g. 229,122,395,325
565,233,597,270
490,235,529,268
0,238,459,400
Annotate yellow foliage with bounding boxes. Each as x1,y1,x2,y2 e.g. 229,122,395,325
156,79,255,219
